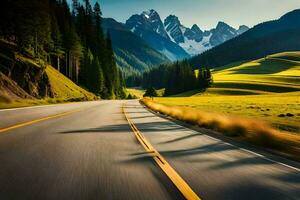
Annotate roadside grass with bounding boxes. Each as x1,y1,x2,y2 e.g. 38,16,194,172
0,64,97,109
142,98,300,161
153,92,300,134
0,40,97,109
0,98,81,109
45,65,96,101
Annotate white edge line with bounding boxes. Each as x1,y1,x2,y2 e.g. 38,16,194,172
195,128,300,172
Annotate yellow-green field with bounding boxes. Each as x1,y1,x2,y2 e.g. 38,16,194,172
127,88,165,98
154,52,300,134
154,92,300,133
126,88,145,98
211,52,300,95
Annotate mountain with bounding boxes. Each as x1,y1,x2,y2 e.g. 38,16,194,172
126,10,249,58
126,10,190,61
190,9,300,68
102,10,249,72
102,18,170,75
126,10,170,40
164,15,249,55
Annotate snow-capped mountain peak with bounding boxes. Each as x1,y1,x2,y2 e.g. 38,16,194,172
126,11,249,59
142,9,157,19
126,9,170,39
164,15,185,43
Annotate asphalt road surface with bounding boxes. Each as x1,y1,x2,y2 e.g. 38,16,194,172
0,100,299,200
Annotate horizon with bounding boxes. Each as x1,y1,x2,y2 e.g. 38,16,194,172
97,0,300,30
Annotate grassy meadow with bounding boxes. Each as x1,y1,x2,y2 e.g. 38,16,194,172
151,52,300,134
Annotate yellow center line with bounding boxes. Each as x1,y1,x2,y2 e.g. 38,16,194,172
0,109,82,133
122,103,201,200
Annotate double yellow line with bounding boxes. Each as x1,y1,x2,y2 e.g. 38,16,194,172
0,109,82,133
122,104,201,200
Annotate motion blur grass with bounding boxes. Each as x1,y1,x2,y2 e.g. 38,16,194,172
142,98,300,161
155,92,300,133
142,52,300,161
167,52,300,133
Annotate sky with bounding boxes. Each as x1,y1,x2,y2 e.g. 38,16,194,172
89,0,300,30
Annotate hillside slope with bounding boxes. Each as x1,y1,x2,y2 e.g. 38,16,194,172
103,18,170,75
190,9,300,68
0,40,96,107
154,52,300,133
210,52,300,95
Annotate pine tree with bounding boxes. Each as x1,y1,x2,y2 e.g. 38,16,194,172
93,2,104,56
0,0,127,99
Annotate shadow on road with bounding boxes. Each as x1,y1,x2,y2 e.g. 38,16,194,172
60,121,184,134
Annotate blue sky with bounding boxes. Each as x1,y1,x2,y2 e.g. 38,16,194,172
78,0,300,30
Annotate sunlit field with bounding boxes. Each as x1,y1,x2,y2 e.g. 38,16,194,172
143,98,300,161
154,92,300,133
153,52,300,133
126,88,145,98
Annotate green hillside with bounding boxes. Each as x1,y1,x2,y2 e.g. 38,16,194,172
155,52,300,133
45,65,96,100
0,40,96,109
209,52,300,95
103,20,170,76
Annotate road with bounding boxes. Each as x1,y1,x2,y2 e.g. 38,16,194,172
0,100,299,200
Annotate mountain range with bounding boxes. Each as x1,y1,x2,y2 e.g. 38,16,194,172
103,9,249,74
190,9,300,68
126,9,249,59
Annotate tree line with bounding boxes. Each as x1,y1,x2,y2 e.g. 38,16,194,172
127,61,213,96
0,0,126,99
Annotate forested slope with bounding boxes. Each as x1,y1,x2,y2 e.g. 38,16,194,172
0,0,126,100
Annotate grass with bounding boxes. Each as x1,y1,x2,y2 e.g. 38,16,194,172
142,52,300,160
0,98,80,109
127,88,145,98
45,65,96,100
143,98,300,161
210,52,300,95
164,52,300,132
153,92,300,133
127,88,165,98
0,65,97,109
0,47,97,109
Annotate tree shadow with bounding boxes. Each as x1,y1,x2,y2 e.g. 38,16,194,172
60,124,132,134
159,133,204,144
159,142,236,158
117,154,184,200
130,115,157,120
60,121,184,134
210,156,273,170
